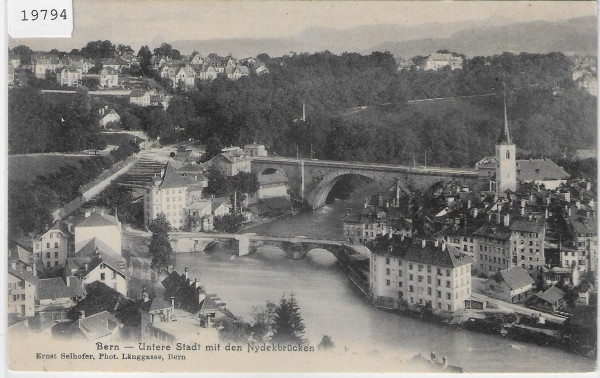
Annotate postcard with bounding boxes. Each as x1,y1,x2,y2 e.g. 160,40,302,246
5,0,598,374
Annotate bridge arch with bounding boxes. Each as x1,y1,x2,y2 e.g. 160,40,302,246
260,167,280,175
306,171,379,209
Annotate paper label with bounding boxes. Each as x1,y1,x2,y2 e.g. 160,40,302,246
8,0,73,38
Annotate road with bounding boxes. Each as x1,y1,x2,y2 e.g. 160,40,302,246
252,155,477,176
471,293,567,324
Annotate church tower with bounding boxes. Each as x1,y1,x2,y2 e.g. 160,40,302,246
495,84,517,193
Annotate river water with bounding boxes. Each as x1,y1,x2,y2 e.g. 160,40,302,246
173,199,596,373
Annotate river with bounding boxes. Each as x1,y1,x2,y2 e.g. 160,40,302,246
172,199,596,373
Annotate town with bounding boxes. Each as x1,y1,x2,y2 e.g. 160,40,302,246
6,27,598,372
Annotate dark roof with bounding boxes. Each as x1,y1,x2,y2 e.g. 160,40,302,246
8,267,39,285
249,204,272,216
261,196,292,211
47,220,73,237
509,218,545,233
37,277,85,300
160,162,196,189
490,266,534,290
403,240,473,268
73,238,127,277
536,286,565,304
473,223,511,240
516,159,570,182
75,212,120,228
139,296,172,312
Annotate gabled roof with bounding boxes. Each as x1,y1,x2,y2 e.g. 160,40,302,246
73,238,127,277
75,212,119,228
509,218,545,233
536,286,565,305
516,159,570,182
37,277,85,300
490,266,534,290
139,296,172,312
403,240,473,269
8,267,39,285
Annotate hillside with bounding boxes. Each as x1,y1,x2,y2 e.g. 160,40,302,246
369,16,597,58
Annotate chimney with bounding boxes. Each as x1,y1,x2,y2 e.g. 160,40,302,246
11,261,16,270
80,310,85,319
503,213,510,227
434,239,439,247
388,230,393,239
564,192,571,202
66,276,71,287
546,197,550,206
467,199,472,209
568,207,572,216
33,260,37,276
378,193,384,207
400,234,405,242
520,206,525,216
545,207,549,219
142,288,150,302
84,263,89,271
576,200,581,209
473,208,478,218
184,267,188,280
84,209,91,218
171,296,175,309
586,182,591,191
520,199,526,208
421,239,426,249
441,241,446,250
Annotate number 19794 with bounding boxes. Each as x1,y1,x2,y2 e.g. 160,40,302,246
21,9,67,21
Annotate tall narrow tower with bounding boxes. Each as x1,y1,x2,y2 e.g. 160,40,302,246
495,84,517,193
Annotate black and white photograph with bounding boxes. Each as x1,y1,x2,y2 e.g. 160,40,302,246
4,0,598,374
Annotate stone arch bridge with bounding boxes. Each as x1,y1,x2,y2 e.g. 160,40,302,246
251,157,478,208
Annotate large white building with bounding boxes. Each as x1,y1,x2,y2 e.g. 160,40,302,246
424,52,463,71
73,211,122,256
33,221,72,269
144,162,202,229
370,236,473,314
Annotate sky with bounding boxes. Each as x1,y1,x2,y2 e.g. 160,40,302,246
8,1,597,51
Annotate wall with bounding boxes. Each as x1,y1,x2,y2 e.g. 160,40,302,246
74,224,122,255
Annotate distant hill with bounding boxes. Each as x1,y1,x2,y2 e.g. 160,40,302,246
368,16,597,58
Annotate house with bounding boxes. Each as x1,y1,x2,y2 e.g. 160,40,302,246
67,237,129,296
56,67,81,87
530,285,566,313
197,64,218,81
150,93,171,109
100,58,121,72
36,276,85,312
99,67,119,88
244,143,267,157
8,264,38,317
369,236,473,313
342,206,390,242
424,52,463,71
174,145,193,162
130,90,152,107
34,55,61,78
73,210,122,256
255,65,269,75
174,65,197,89
484,266,535,303
144,162,198,228
184,201,214,232
257,171,289,199
225,66,249,80
69,311,123,341
33,221,72,269
190,52,205,65
210,147,251,176
99,109,121,128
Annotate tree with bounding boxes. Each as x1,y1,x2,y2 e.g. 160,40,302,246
213,214,244,233
148,213,175,272
11,45,33,65
137,45,153,77
117,44,134,56
271,293,306,345
317,335,335,350
153,43,181,60
250,301,277,342
80,40,117,59
231,172,259,194
205,169,233,198
8,182,59,236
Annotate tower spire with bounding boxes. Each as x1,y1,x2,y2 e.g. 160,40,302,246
498,81,512,144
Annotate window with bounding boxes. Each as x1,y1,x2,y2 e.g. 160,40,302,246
409,274,413,281
409,263,413,270
427,276,431,284
446,281,450,288
46,252,50,258
54,252,58,258
447,293,451,300
418,264,423,272
418,276,423,283
386,280,390,286
437,290,441,298
54,261,58,266
46,243,50,249
427,266,431,273
437,279,441,286
427,288,432,295
112,271,117,279
47,262,50,267
398,270,402,277
386,258,390,265
448,304,451,311
409,285,414,293
54,242,58,248
100,273,106,280
398,282,403,288
386,269,390,275
506,150,510,159
446,269,451,277
438,303,442,309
